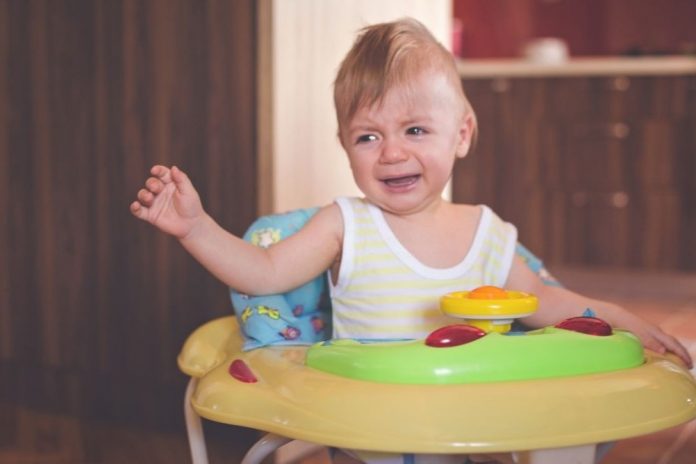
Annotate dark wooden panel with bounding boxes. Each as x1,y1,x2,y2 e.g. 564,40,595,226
0,0,11,361
455,75,696,271
0,0,257,428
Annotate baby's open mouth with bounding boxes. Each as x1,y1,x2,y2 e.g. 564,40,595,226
382,174,420,187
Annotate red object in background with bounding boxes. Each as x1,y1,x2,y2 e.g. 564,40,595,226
452,0,696,58
452,18,464,57
426,324,487,347
453,0,534,58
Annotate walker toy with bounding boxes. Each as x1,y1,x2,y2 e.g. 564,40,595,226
179,285,696,464
179,208,696,464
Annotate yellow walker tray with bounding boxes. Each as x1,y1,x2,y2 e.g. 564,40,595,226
179,317,696,455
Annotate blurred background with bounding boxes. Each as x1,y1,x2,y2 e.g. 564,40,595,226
1,0,695,462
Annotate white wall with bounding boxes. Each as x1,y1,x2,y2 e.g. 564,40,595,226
259,0,453,213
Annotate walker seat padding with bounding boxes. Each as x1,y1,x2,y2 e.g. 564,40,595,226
230,208,559,350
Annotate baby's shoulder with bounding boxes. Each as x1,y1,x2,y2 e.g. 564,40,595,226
304,203,344,240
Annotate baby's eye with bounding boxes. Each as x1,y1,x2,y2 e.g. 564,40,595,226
406,127,426,136
356,134,378,144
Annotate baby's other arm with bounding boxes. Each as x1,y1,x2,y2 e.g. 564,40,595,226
131,165,343,295
506,255,693,368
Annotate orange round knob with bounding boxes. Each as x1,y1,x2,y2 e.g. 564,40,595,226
469,286,509,300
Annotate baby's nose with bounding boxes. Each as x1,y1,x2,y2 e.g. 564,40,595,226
380,141,408,163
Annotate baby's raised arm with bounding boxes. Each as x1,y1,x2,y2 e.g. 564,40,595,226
130,165,343,295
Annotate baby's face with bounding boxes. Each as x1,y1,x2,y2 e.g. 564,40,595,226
342,71,472,216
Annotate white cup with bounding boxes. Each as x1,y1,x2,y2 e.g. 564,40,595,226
522,38,569,64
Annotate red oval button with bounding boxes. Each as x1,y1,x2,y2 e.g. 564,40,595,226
425,324,486,347
229,359,258,383
555,316,612,336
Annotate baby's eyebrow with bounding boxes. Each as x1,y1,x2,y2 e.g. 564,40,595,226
400,115,432,126
347,124,377,134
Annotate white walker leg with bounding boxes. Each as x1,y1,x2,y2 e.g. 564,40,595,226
184,378,209,464
241,433,293,464
274,441,327,463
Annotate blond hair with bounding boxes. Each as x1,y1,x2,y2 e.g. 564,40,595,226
334,18,477,141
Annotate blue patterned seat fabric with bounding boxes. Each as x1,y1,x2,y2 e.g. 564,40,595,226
231,208,559,350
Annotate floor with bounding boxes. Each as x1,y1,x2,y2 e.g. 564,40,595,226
551,267,696,464
2,266,695,464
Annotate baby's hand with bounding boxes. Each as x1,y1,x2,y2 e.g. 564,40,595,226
614,309,693,369
130,165,205,239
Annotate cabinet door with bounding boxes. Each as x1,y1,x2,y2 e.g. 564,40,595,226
455,74,694,270
557,121,631,192
0,0,259,426
682,76,696,268
552,189,682,268
455,78,551,229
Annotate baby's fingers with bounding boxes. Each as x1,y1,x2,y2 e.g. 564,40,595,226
130,200,147,219
136,187,155,206
150,165,173,183
645,330,693,368
148,165,194,195
145,176,165,194
170,166,195,195
658,333,693,368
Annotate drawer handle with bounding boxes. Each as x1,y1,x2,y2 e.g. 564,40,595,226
609,191,630,208
491,78,510,93
612,76,631,91
571,191,629,208
609,123,630,139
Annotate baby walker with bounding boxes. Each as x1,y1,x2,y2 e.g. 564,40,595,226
178,210,696,464
179,286,696,464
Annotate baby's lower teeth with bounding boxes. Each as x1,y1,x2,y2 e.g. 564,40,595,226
387,176,416,186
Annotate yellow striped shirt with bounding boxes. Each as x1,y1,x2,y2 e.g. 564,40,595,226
330,197,517,339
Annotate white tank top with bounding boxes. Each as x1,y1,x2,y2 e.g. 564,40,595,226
329,197,517,340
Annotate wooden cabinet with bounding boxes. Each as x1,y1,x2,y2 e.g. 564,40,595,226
0,0,258,427
453,72,696,270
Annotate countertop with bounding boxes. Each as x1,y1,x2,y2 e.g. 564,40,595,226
457,56,696,78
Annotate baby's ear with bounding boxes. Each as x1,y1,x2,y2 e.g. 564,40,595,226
455,114,475,159
336,128,348,150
